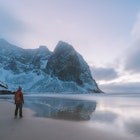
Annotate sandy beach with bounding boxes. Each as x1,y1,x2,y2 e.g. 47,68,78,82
0,100,138,140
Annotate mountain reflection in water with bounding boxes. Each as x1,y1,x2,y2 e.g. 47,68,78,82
1,93,140,139
25,97,97,121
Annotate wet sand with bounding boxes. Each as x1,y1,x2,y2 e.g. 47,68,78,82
0,101,137,140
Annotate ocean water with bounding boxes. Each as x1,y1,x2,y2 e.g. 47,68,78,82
0,93,140,139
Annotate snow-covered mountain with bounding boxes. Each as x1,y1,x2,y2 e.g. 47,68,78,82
0,39,102,93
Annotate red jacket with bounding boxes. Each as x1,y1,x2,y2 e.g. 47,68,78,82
14,90,24,104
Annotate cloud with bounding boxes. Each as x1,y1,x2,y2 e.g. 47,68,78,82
122,12,140,73
0,7,28,40
125,119,140,137
100,82,140,93
90,67,118,81
91,111,118,123
131,12,140,40
124,40,140,73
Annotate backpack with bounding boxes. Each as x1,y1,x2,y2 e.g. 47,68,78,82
15,91,22,103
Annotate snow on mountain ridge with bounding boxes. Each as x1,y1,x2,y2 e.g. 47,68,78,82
0,39,51,74
0,39,102,93
0,39,23,55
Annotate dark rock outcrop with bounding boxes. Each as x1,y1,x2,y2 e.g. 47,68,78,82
46,41,101,92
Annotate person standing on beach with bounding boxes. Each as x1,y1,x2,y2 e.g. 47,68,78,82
14,86,24,118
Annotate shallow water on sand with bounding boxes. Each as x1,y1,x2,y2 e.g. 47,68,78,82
1,93,140,139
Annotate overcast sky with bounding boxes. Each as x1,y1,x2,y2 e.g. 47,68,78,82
0,0,140,93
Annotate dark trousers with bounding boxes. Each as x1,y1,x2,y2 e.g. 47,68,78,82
15,103,23,117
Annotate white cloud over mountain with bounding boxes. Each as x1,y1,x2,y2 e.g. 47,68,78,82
123,12,140,73
90,67,118,81
0,7,27,37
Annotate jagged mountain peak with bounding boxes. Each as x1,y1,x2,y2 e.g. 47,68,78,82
56,40,72,48
54,41,75,53
39,45,48,49
0,38,20,48
38,45,52,54
0,39,52,74
0,38,22,51
0,38,12,44
46,41,79,78
53,41,78,62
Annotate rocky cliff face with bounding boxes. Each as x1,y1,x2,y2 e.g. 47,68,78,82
46,41,101,92
0,39,102,93
0,39,51,74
